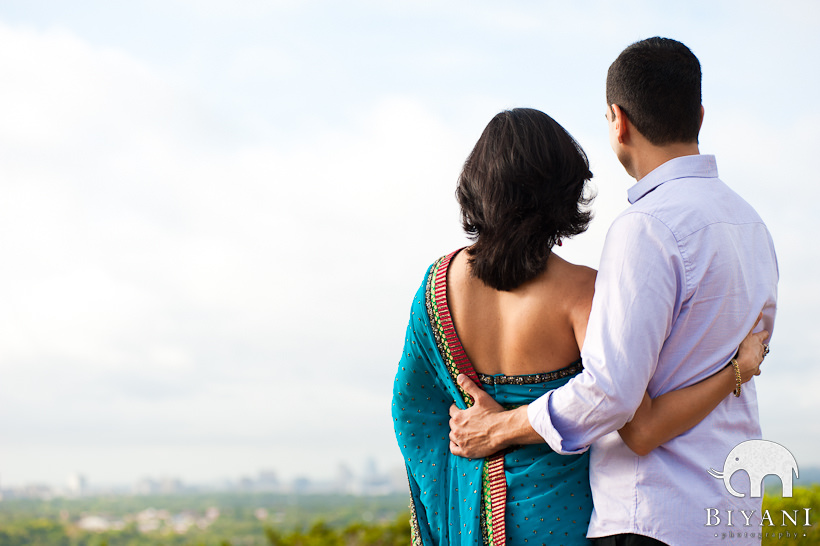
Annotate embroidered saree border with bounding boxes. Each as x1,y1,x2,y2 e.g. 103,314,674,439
483,455,506,545
409,488,424,546
425,250,507,546
425,252,480,405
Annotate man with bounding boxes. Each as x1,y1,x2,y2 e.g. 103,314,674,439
448,37,778,545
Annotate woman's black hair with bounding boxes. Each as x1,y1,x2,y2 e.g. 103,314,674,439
456,108,593,291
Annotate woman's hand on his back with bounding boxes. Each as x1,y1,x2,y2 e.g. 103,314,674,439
736,312,770,384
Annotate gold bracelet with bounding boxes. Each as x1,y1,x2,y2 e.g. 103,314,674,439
731,358,742,397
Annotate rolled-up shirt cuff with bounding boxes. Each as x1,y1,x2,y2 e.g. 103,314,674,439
527,390,590,456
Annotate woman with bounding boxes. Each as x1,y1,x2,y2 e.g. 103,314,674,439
391,109,766,545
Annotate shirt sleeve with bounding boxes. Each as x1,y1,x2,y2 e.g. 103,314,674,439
528,211,685,454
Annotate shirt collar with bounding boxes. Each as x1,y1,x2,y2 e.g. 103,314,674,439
627,154,719,204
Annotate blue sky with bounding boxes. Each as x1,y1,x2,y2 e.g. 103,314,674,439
0,1,818,487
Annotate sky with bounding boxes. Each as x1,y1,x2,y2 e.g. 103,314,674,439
0,1,818,488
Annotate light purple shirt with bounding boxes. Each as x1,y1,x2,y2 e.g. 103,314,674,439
528,155,778,545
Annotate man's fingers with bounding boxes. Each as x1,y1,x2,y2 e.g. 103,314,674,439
456,373,487,403
457,374,484,400
753,330,769,342
449,429,468,457
450,441,464,457
449,403,459,419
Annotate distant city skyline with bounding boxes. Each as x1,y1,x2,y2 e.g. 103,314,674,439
1,457,406,498
6,463,820,502
1,1,818,487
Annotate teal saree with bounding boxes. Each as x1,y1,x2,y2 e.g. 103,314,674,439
392,251,593,545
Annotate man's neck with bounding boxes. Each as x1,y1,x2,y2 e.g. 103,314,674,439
629,141,701,181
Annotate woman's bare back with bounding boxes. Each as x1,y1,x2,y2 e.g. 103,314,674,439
447,248,597,376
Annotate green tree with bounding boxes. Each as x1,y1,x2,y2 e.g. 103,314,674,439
265,513,410,546
762,485,820,545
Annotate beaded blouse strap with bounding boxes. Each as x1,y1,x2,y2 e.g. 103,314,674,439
477,359,583,385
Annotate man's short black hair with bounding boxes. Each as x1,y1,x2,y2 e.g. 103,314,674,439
456,108,593,291
606,37,702,145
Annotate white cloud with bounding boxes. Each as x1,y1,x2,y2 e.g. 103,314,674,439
0,21,475,484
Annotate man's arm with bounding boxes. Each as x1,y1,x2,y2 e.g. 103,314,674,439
449,323,768,459
450,212,681,457
528,212,680,453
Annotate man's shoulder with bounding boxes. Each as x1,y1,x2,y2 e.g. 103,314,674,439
620,177,767,240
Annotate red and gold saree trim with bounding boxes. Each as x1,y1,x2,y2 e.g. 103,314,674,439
426,249,508,546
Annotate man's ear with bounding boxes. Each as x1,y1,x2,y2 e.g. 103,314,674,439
699,105,705,130
611,104,628,144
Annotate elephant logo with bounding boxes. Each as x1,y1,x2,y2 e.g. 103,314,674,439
708,440,798,498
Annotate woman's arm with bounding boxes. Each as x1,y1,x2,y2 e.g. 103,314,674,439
618,318,769,456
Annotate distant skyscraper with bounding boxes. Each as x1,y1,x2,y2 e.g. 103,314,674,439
336,463,354,494
361,458,390,495
66,473,87,497
256,470,280,492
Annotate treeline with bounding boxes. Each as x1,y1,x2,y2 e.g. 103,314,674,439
0,492,411,546
264,517,409,546
0,513,410,546
0,487,818,545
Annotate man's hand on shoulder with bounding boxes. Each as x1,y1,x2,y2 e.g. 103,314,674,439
449,374,542,458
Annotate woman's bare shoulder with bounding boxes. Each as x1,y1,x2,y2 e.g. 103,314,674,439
548,254,597,291
545,256,597,345
542,255,595,316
